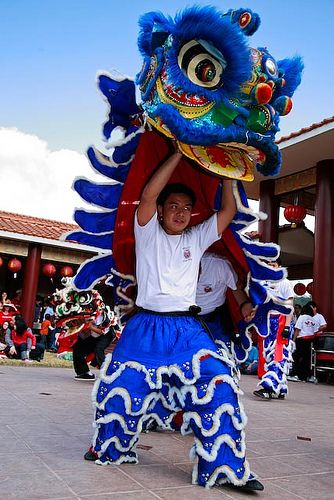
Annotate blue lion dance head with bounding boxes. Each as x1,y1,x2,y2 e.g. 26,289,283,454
136,6,303,180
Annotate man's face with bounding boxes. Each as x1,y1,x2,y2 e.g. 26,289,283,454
158,193,193,235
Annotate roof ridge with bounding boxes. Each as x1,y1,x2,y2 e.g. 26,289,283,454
276,115,334,144
0,210,77,227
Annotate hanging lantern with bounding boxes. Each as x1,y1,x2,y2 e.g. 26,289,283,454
8,258,22,273
306,282,313,295
60,265,74,278
294,283,306,296
0,256,3,267
284,205,306,227
42,263,56,278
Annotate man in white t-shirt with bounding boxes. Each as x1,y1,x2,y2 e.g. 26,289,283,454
308,301,327,333
253,260,294,400
86,149,263,493
196,252,255,356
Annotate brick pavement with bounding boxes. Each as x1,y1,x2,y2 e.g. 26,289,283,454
0,364,333,499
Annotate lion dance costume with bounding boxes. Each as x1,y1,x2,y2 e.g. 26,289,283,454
63,6,302,489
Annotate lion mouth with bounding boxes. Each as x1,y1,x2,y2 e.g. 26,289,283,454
57,315,92,337
178,141,266,181
151,76,267,180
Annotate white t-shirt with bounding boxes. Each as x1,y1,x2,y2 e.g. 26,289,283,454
134,211,219,312
196,253,237,315
90,313,109,338
263,278,294,301
295,314,317,338
313,312,327,331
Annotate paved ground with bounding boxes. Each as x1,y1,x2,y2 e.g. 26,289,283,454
1,364,333,500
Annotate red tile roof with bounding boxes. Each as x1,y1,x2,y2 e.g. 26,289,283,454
277,116,334,144
0,211,78,241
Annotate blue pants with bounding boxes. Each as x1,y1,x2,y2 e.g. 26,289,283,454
91,311,252,488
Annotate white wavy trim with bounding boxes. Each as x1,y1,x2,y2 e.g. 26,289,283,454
96,454,138,466
192,430,246,462
192,458,251,488
182,401,247,437
98,347,237,391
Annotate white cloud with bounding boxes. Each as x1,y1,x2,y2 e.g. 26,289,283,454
0,127,102,223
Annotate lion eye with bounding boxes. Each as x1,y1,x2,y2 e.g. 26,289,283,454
264,58,278,78
79,292,91,305
178,40,225,88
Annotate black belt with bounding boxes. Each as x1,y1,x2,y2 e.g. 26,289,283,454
135,305,202,317
136,306,216,341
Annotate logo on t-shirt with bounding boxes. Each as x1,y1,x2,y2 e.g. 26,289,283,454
204,286,212,293
183,247,192,261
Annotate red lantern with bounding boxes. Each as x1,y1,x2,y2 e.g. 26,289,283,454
0,256,3,267
294,283,306,296
8,258,22,274
60,265,74,278
284,205,306,226
306,282,313,295
42,263,56,278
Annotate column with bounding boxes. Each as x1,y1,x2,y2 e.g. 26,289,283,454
258,179,280,243
313,160,334,330
21,244,42,327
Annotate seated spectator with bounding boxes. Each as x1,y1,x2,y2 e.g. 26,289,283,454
0,320,11,357
241,342,258,375
0,304,14,326
6,316,44,362
1,291,10,305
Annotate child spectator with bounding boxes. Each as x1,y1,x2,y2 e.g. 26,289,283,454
241,342,259,375
6,316,44,362
40,314,53,350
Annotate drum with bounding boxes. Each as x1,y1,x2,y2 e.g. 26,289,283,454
313,333,334,371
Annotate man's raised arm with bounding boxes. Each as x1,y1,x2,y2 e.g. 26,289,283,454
137,151,182,226
216,179,237,235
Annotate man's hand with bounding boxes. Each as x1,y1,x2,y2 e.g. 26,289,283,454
240,301,256,322
281,327,291,339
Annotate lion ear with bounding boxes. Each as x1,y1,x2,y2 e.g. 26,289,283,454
138,12,172,56
276,56,304,97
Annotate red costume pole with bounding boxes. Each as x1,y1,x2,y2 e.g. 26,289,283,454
21,244,42,327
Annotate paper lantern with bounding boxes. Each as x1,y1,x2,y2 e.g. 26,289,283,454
60,265,74,277
284,205,306,226
294,283,306,296
306,282,313,295
8,258,22,274
42,263,56,278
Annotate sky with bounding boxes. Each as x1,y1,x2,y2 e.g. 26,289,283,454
1,0,333,223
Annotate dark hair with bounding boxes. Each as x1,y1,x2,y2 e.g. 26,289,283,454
45,314,51,320
301,303,314,317
307,301,317,308
157,183,196,207
15,316,28,336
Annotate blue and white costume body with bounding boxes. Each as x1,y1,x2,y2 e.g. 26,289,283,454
258,279,294,396
91,212,252,487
